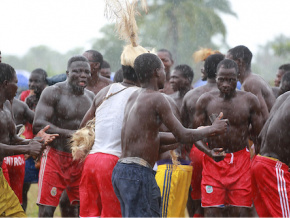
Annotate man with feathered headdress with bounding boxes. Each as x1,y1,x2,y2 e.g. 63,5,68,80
71,0,149,217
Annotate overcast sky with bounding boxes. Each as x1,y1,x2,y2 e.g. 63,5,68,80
1,0,290,57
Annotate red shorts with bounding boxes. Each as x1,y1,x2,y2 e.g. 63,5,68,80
201,148,252,207
79,153,121,217
252,155,290,217
1,161,10,185
4,155,25,204
37,147,83,207
190,145,204,200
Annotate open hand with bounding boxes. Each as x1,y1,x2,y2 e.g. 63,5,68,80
36,125,59,145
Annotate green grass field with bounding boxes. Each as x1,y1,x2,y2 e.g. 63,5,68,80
26,184,61,217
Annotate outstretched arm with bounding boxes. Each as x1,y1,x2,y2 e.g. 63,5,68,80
33,87,73,138
156,93,227,144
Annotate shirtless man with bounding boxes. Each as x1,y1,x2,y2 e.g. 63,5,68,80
272,71,290,98
78,51,143,217
156,64,194,217
226,45,275,122
33,55,94,217
169,64,194,109
158,49,175,94
194,59,263,217
274,63,290,87
111,53,228,217
83,50,112,95
252,91,290,217
181,53,224,216
0,63,55,217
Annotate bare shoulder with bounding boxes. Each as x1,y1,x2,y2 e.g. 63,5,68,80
99,75,113,85
198,90,218,101
243,74,267,91
84,88,95,100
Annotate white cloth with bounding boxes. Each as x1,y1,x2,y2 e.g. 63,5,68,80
90,83,139,157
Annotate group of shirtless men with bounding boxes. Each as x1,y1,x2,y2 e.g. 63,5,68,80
0,45,290,217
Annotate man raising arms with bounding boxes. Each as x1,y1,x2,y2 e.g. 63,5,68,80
33,56,94,217
194,59,263,217
112,53,228,217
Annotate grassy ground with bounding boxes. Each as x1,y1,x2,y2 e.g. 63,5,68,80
26,184,61,217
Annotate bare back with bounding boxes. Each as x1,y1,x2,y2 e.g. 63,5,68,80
259,92,290,164
242,74,275,121
33,82,94,152
121,89,165,166
195,90,263,153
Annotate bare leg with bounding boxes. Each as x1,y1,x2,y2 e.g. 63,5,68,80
194,199,204,216
204,207,223,217
22,182,31,211
59,190,79,217
227,206,251,217
38,205,56,217
187,191,195,217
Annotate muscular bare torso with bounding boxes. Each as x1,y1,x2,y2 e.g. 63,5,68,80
195,90,261,153
86,76,112,95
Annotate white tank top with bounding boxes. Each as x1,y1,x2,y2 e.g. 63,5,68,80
90,83,139,157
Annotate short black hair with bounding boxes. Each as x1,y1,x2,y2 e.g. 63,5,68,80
174,64,194,83
281,71,290,83
0,63,16,84
67,55,89,70
101,60,110,69
113,68,123,83
157,49,173,61
204,54,225,79
31,68,48,84
228,45,252,69
217,59,238,74
134,53,162,83
279,64,290,72
85,50,103,66
122,65,138,82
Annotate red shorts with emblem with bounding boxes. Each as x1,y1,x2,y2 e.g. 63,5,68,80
79,152,121,217
190,145,204,200
201,148,252,207
37,147,83,207
4,155,25,204
252,155,290,217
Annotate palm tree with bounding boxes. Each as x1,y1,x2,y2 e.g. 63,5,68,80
93,0,236,71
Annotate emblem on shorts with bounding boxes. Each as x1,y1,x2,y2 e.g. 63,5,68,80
51,187,57,196
206,185,213,194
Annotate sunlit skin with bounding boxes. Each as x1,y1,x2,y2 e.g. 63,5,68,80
226,52,275,122
194,66,264,217
157,51,174,94
121,54,228,167
83,52,112,95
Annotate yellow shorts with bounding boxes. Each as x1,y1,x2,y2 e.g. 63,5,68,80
0,169,26,217
155,164,193,217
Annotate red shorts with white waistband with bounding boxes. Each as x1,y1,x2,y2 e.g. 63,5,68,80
190,145,204,200
252,155,290,217
37,146,83,207
4,155,25,204
201,148,251,207
79,152,121,217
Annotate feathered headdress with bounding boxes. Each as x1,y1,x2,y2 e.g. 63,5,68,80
193,48,221,63
105,0,149,67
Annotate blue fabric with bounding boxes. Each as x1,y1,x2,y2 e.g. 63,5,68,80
24,157,39,183
112,162,161,217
